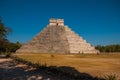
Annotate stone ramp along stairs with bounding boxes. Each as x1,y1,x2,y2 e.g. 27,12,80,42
16,18,99,54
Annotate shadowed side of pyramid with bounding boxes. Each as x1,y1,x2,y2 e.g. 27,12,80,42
16,18,99,54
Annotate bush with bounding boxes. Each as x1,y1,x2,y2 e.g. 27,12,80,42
5,52,12,57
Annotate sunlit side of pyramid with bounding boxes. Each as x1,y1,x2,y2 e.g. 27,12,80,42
16,18,99,54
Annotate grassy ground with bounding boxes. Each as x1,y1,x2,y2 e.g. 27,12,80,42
12,53,120,77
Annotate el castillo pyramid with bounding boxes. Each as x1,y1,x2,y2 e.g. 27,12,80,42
16,18,99,54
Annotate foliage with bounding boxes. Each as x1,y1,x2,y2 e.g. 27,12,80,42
0,17,11,39
5,52,12,57
0,39,9,53
0,41,22,54
95,44,120,52
6,42,22,53
0,17,21,54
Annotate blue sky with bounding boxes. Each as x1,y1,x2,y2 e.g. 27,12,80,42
0,0,120,46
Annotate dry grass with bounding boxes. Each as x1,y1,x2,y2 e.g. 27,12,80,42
12,53,120,77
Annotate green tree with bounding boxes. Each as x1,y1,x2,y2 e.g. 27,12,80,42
95,44,120,53
0,18,11,39
6,42,22,52
0,17,21,55
0,17,12,54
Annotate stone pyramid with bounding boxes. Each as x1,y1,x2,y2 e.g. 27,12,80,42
16,18,99,54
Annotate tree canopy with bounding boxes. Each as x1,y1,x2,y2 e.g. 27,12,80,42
0,18,21,54
0,18,11,39
95,44,120,53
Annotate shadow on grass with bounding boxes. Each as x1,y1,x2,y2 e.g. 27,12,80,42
0,58,102,80
38,66,100,80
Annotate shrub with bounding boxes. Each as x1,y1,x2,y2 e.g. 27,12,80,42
5,52,12,57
